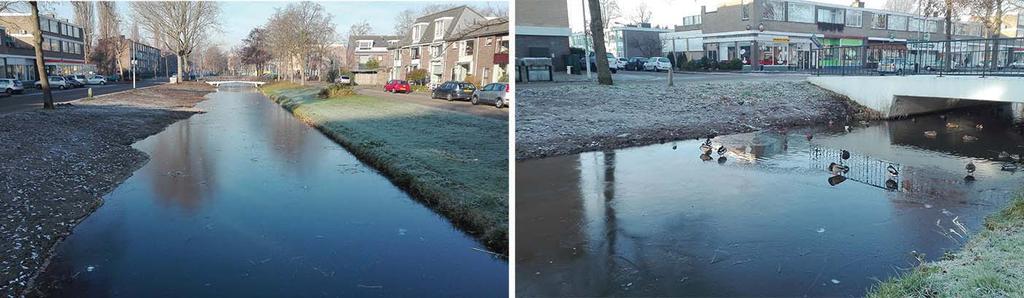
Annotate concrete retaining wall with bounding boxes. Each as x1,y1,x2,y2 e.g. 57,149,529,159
808,76,1024,118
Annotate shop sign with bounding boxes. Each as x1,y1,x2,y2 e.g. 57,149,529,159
772,37,790,43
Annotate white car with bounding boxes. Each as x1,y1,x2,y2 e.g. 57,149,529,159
0,78,24,95
334,76,351,85
644,57,672,72
34,76,70,89
1010,61,1024,69
83,75,107,85
616,57,628,70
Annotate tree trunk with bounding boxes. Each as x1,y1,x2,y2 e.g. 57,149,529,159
587,0,613,85
30,2,53,109
176,53,183,83
944,0,952,71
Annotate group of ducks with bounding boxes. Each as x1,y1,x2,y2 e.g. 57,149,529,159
697,138,728,163
965,151,1021,181
922,122,984,141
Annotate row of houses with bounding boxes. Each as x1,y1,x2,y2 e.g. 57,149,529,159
515,0,1024,71
344,6,509,86
0,12,173,82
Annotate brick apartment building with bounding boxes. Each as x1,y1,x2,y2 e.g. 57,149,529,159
444,18,509,84
391,6,488,84
97,35,162,79
0,13,88,81
347,35,399,71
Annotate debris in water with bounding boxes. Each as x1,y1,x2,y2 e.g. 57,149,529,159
962,135,978,142
924,131,938,138
946,122,959,129
924,204,933,209
942,209,954,216
86,266,95,272
816,228,826,233
398,228,407,236
357,284,383,289
830,279,840,284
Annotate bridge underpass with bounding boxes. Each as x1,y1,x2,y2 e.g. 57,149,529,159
808,75,1024,118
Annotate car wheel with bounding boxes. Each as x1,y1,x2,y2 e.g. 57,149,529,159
471,95,479,105
495,98,504,108
5,88,12,95
59,85,66,90
101,81,106,85
446,94,453,101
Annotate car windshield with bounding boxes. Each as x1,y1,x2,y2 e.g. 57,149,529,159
659,58,669,62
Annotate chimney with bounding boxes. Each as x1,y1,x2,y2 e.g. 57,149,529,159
850,0,865,8
701,5,706,14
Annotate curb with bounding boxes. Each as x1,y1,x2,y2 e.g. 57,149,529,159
68,83,165,104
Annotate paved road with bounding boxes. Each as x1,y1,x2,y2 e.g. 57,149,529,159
0,77,167,114
356,86,508,121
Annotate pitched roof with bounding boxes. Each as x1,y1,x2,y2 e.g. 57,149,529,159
348,35,401,48
446,18,508,41
397,5,485,48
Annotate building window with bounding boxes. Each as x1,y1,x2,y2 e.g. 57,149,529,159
434,19,450,40
485,37,492,47
787,2,814,23
412,24,426,43
464,40,474,56
872,13,887,29
846,10,862,27
927,20,939,33
908,18,923,32
41,38,50,51
741,0,749,20
357,40,372,50
816,7,844,24
887,15,907,31
683,15,702,25
411,47,420,59
499,39,509,52
762,0,785,21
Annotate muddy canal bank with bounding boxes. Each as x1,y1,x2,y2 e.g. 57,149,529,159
0,83,214,296
515,80,876,159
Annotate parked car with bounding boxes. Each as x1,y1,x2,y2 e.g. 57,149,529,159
579,52,619,73
431,81,476,101
35,76,70,89
384,80,411,93
644,57,672,71
334,76,352,85
626,57,648,71
64,75,85,88
471,82,509,108
84,75,107,85
1011,61,1024,69
877,58,915,74
616,57,628,69
0,78,24,95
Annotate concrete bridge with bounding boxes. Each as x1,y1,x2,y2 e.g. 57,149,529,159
206,81,266,87
808,76,1024,118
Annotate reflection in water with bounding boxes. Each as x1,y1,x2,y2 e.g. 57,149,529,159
37,89,507,297
517,104,1024,297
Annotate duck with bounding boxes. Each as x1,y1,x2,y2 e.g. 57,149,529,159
699,138,713,155
844,125,851,132
999,151,1010,160
1012,154,1021,162
962,135,978,142
887,164,899,177
975,124,984,130
841,150,851,160
924,131,938,138
946,122,959,129
805,133,813,141
966,161,976,174
1001,163,1018,171
717,146,727,156
828,162,849,175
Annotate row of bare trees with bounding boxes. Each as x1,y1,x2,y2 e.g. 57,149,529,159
256,2,337,84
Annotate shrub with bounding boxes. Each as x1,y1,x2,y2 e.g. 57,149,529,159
365,58,380,70
408,69,429,85
318,84,357,99
720,58,744,70
325,69,339,83
463,74,480,86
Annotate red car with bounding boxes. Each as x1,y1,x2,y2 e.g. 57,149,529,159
384,80,411,93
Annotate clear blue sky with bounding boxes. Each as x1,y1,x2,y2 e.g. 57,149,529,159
47,0,506,49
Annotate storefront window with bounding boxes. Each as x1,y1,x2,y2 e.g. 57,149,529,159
787,2,814,23
908,18,923,32
846,10,862,27
762,0,785,21
760,43,788,65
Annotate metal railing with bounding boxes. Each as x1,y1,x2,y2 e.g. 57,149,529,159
814,37,1024,77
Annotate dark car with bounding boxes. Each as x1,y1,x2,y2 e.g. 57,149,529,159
626,57,648,71
431,81,476,101
64,75,85,88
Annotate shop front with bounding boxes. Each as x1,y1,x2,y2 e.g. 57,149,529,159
703,32,815,70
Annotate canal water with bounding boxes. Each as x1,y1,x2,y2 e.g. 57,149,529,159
517,104,1024,297
36,87,507,297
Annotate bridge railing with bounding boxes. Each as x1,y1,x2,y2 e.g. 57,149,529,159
813,37,1024,77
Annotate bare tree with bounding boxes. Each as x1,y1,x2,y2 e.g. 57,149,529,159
629,3,653,25
96,1,118,39
29,1,52,109
264,1,335,84
393,9,416,36
131,1,221,83
347,19,372,40
588,0,613,85
71,1,95,63
628,35,661,56
599,0,622,30
885,0,917,13
474,3,508,17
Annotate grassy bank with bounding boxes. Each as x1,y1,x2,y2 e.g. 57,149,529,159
868,192,1024,297
260,82,508,255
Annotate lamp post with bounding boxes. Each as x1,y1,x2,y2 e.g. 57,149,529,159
582,0,591,78
131,40,137,89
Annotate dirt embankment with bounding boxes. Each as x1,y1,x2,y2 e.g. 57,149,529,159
0,83,214,296
515,80,875,159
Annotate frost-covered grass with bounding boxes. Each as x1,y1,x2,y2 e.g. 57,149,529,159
261,82,508,254
867,192,1024,297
